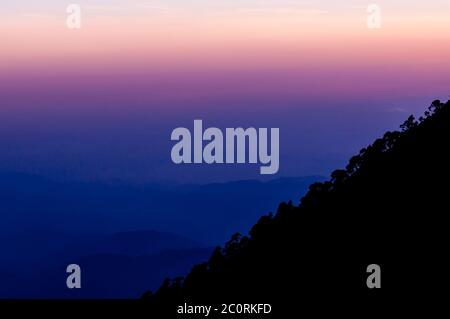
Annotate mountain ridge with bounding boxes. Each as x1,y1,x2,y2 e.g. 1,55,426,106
145,99,450,316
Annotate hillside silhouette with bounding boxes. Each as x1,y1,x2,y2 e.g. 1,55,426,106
143,100,450,316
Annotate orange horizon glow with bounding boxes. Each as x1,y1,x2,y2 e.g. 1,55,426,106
2,7,450,73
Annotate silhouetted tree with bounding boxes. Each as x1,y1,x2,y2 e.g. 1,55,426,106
144,100,450,317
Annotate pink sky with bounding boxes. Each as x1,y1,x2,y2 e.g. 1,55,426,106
1,1,450,182
2,3,450,72
2,5,450,109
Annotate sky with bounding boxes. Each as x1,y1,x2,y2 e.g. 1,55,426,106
1,1,450,183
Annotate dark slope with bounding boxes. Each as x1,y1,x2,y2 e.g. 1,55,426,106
145,100,450,316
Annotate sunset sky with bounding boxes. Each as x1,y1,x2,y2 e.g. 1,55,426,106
1,1,450,182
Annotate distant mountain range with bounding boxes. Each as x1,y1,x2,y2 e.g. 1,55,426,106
0,228,213,298
0,174,322,244
0,174,322,298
